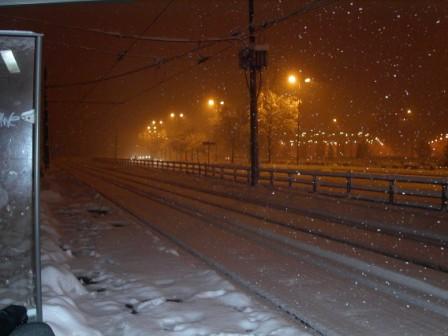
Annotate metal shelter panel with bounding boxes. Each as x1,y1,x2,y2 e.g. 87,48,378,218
0,31,42,320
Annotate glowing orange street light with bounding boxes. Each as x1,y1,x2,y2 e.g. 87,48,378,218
179,113,184,118
287,72,311,166
207,99,215,107
220,100,225,106
332,118,338,123
287,74,297,85
170,112,175,118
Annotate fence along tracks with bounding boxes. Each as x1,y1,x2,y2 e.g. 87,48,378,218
105,158,448,211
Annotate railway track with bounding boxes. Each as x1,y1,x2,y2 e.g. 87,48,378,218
78,160,447,271
61,160,448,336
96,160,448,247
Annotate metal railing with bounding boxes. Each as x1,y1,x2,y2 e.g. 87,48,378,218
98,158,448,211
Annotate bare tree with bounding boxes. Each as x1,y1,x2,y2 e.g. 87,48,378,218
258,90,296,163
215,105,248,163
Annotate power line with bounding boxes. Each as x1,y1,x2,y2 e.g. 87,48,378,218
45,40,158,60
48,100,123,105
71,0,176,109
1,14,243,43
44,0,335,90
47,41,221,88
121,44,234,104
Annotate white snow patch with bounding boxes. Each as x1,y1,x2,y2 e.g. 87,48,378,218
43,296,102,336
42,265,87,297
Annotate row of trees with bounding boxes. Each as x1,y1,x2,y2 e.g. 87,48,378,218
138,89,448,166
141,90,298,163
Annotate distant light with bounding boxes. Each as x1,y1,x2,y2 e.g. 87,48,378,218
159,120,163,125
152,120,156,125
170,112,175,118
287,74,297,85
220,100,225,105
304,77,311,83
208,99,215,107
407,109,412,115
147,126,150,130
332,118,337,123
0,50,20,74
179,113,184,118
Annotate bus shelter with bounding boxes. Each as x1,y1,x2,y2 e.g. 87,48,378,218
0,31,43,321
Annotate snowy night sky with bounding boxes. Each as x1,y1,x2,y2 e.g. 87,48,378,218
1,0,447,156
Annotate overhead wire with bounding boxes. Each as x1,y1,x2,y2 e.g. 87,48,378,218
71,0,176,109
121,44,235,104
48,99,123,105
45,40,159,60
44,0,337,92
47,41,224,88
1,14,243,43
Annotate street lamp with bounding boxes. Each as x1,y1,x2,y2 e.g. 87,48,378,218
287,72,311,166
206,97,225,162
206,98,225,111
288,74,297,85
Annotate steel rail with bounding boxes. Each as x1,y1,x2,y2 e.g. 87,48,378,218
77,161,448,272
63,162,448,336
90,160,448,248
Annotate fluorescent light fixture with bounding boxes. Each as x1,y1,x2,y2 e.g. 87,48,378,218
1,50,20,74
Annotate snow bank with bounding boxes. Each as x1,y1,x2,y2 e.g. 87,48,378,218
40,191,103,336
42,265,87,297
44,296,102,336
35,172,311,336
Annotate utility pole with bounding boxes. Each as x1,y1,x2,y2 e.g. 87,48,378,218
239,0,267,185
248,0,259,185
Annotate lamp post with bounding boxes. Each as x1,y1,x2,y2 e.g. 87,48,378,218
287,73,311,166
167,112,186,160
207,98,225,113
206,98,224,162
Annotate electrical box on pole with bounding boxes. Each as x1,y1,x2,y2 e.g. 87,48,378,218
239,45,268,70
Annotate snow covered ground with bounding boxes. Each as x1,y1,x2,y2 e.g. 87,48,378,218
61,159,448,335
36,170,309,336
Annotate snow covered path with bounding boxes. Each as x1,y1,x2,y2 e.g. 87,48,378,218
41,169,309,336
61,160,448,335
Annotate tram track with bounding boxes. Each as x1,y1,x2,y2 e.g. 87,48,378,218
61,161,448,336
94,160,448,248
78,161,447,272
